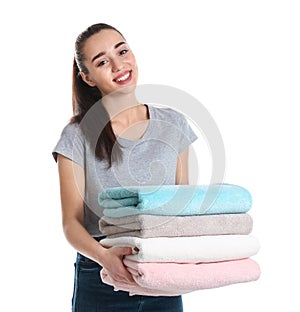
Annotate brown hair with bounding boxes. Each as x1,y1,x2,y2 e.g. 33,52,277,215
71,23,124,167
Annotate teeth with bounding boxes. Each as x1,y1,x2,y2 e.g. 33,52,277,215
116,72,130,82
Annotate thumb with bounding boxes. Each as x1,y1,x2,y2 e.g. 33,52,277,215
119,247,132,256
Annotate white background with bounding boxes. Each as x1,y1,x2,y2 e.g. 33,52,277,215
1,0,299,311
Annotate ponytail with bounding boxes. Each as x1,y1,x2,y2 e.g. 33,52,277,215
71,58,102,122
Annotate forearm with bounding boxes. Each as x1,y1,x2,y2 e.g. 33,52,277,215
63,217,106,265
63,217,134,283
56,155,133,282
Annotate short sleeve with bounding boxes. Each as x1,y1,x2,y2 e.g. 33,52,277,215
177,113,198,153
52,122,85,167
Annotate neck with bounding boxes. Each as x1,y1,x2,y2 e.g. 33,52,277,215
102,91,141,121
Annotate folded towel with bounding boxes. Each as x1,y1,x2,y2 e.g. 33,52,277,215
101,258,261,296
100,235,260,263
99,184,252,217
99,213,253,238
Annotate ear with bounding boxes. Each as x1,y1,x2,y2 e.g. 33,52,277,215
80,71,96,87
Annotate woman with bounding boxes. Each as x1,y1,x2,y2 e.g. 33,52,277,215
53,23,197,311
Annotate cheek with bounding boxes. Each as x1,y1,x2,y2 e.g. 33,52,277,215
95,72,113,93
96,70,111,84
130,55,138,73
127,53,137,65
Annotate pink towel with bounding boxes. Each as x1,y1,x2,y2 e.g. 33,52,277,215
100,258,261,296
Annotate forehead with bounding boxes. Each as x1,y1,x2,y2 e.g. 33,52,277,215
83,29,125,61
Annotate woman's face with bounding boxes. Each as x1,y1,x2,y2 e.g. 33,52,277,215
80,29,138,97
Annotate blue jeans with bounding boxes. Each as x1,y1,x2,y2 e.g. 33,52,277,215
72,252,183,311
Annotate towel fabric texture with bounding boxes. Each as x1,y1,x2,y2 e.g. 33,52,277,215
100,235,260,263
99,184,252,217
99,213,253,238
101,258,261,296
98,183,260,296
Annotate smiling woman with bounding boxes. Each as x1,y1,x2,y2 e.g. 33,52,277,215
80,31,137,94
52,23,197,312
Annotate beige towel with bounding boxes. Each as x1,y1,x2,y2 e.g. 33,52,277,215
99,213,253,238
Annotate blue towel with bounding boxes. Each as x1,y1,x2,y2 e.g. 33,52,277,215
99,184,252,218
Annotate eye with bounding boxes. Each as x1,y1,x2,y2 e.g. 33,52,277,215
97,59,108,67
120,49,129,56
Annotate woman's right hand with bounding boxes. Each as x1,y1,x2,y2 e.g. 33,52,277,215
100,246,135,284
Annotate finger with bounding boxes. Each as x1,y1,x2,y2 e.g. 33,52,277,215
123,273,135,283
121,265,135,283
115,247,132,256
122,247,133,256
114,270,134,283
125,269,135,281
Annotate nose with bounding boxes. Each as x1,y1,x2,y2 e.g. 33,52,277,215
111,57,123,72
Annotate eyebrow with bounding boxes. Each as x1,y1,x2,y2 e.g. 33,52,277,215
91,41,127,63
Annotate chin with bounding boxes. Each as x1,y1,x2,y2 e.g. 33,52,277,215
114,83,137,96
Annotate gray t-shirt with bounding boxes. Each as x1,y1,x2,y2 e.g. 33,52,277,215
53,104,197,236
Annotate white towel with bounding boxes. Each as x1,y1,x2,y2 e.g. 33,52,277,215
100,235,260,263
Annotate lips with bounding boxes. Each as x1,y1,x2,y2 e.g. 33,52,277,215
113,70,132,84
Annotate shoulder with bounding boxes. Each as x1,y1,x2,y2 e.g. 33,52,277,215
53,121,85,165
58,121,85,142
149,104,187,124
54,121,85,151
148,104,198,151
60,121,80,135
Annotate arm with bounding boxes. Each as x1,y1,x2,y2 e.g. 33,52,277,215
57,154,134,283
175,148,190,185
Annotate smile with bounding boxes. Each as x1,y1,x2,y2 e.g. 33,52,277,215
114,71,132,83
116,72,130,81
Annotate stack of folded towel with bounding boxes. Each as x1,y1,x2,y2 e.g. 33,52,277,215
98,183,261,296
